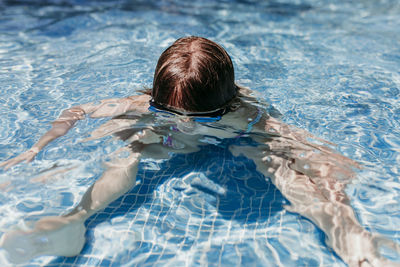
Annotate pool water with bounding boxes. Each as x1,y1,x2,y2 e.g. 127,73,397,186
0,0,399,266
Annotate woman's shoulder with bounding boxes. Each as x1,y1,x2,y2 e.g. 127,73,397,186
83,94,151,118
220,99,263,132
126,94,151,109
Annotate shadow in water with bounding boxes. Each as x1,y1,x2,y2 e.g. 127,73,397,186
44,137,287,266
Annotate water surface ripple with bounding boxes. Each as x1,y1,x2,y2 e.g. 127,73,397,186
0,0,399,266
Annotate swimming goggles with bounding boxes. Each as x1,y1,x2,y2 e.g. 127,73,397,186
149,99,230,123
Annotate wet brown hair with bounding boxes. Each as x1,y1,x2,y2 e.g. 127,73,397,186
152,36,237,113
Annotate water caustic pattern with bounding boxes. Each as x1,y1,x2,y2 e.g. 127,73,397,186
55,141,325,267
40,139,342,267
0,0,400,266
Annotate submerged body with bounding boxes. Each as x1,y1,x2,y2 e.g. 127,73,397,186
1,89,399,266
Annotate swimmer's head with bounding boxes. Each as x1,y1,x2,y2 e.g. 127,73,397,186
152,36,237,113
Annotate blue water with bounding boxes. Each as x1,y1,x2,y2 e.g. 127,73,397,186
0,0,399,266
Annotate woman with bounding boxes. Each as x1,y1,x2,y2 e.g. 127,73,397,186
1,36,398,266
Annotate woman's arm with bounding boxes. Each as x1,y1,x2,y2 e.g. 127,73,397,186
0,94,150,170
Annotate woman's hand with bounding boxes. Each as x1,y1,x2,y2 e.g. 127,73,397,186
0,147,39,170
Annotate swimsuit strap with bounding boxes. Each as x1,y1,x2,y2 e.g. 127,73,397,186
235,108,263,138
245,108,263,133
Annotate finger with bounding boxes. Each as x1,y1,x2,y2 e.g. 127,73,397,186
2,157,26,170
3,159,21,170
0,158,17,167
0,159,17,170
0,160,9,167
